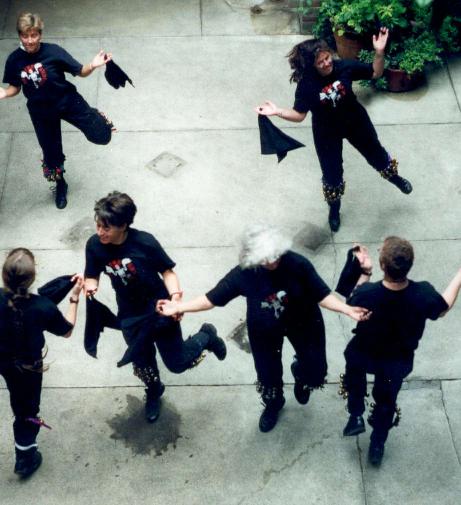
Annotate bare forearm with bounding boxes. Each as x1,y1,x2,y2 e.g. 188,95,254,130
442,269,461,312
177,295,214,313
275,107,306,123
162,269,181,297
319,293,350,316
79,63,95,77
372,51,385,79
0,85,20,99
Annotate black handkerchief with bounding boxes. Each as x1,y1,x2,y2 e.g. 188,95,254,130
84,297,120,358
38,275,76,304
258,115,305,163
104,60,134,89
336,248,363,298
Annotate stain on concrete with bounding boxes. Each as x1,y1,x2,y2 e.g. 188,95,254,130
249,0,299,35
228,320,251,353
107,394,182,457
60,216,95,249
293,223,330,251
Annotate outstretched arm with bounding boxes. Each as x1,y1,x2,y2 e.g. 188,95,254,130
319,293,370,321
440,268,461,315
157,295,215,317
63,274,84,337
255,100,306,123
80,50,113,77
372,27,389,79
0,85,20,99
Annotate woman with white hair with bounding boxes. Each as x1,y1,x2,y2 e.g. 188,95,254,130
157,224,368,433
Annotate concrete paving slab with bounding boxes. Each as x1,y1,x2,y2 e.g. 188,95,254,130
330,123,461,242
356,64,461,125
0,133,11,199
4,0,201,37
97,35,304,131
0,128,326,249
360,387,461,505
0,385,365,505
441,380,461,464
0,1,9,39
202,0,300,36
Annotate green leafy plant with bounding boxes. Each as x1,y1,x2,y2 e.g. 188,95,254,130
438,15,461,53
297,0,314,16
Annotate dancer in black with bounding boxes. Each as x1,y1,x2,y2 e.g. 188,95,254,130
0,248,83,478
339,237,461,466
84,192,227,423
0,12,114,209
158,224,369,432
256,28,412,232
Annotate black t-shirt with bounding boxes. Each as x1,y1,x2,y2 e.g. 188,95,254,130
346,280,448,364
85,228,176,318
293,59,373,125
206,251,331,336
3,42,82,109
0,289,73,365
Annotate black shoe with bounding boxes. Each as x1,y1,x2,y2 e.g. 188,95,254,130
343,415,366,437
145,383,165,423
389,175,413,194
368,440,385,466
259,398,285,433
293,381,311,405
328,201,341,232
201,323,227,360
54,178,68,209
14,449,42,478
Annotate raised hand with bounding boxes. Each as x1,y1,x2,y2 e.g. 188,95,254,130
91,50,112,69
373,27,389,54
254,100,279,116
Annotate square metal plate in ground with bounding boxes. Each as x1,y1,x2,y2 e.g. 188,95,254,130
146,152,186,178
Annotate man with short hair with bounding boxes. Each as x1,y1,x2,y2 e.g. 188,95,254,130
340,236,461,466
84,191,226,423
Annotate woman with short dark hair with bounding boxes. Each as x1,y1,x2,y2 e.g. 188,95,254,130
0,248,83,478
0,12,115,209
256,29,412,232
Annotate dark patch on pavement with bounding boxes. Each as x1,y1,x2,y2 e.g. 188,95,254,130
293,223,330,251
60,216,95,249
107,394,182,457
228,320,251,353
249,0,298,35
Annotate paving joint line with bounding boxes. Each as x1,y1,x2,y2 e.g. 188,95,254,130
356,437,369,505
440,381,461,467
199,0,203,36
446,56,461,114
0,132,14,206
0,0,11,37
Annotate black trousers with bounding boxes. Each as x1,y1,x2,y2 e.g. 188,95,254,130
0,363,42,449
313,104,389,197
344,359,404,444
123,321,210,377
249,318,327,403
28,92,112,170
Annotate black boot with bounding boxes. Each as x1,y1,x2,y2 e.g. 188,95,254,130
14,447,42,478
145,382,165,423
328,200,341,232
388,175,413,194
368,439,385,466
201,323,227,361
290,361,310,405
259,397,285,433
55,177,68,209
343,415,366,436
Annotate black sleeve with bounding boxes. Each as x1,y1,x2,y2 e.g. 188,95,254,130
206,267,243,307
423,282,449,320
344,59,374,81
293,79,312,114
347,284,366,307
42,298,73,336
299,258,331,302
3,53,22,87
84,236,103,278
56,45,83,76
144,233,176,273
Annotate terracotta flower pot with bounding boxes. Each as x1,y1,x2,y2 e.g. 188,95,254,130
385,68,425,92
333,30,367,59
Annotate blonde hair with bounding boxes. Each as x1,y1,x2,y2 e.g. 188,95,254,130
239,224,291,269
16,12,44,34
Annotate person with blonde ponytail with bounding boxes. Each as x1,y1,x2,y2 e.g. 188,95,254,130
0,248,83,478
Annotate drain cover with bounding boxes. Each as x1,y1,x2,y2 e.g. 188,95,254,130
146,152,186,178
